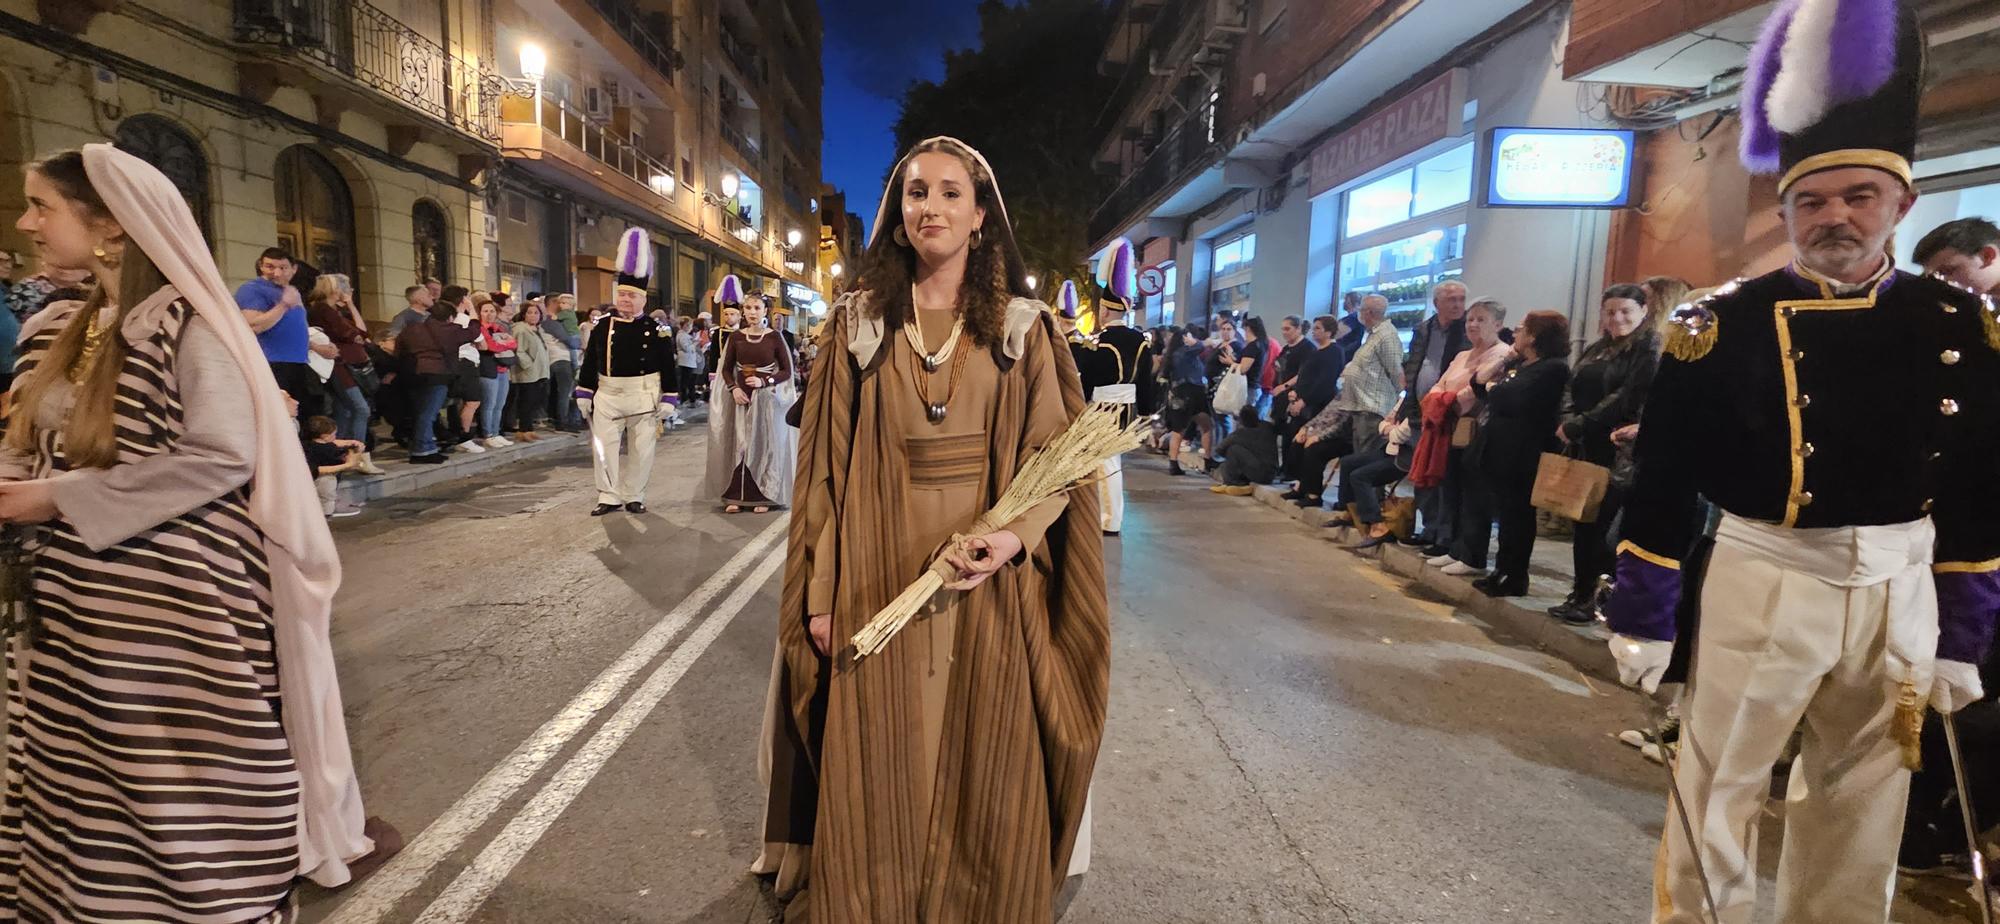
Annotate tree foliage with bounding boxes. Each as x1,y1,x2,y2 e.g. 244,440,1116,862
892,0,1115,285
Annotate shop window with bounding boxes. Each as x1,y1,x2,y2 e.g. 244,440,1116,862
1413,143,1474,216
1346,169,1414,238
1160,261,1178,324
1343,142,1475,239
1337,225,1467,342
1211,232,1256,278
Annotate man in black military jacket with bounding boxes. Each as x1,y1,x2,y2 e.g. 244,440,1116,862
575,228,677,516
1601,3,2000,919
1088,240,1154,536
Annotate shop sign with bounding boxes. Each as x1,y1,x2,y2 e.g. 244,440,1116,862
1137,264,1167,297
1482,127,1637,208
784,281,816,306
1308,69,1467,198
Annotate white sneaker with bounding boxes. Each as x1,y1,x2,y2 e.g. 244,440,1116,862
485,436,512,448
1426,553,1456,567
1440,561,1484,577
459,440,487,454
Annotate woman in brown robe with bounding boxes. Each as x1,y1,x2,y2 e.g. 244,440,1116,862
755,137,1110,922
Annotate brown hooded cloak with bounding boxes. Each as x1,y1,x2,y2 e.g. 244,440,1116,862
760,288,1110,923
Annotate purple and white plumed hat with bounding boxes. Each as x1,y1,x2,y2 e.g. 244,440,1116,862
1739,0,1920,193
615,227,652,292
1097,238,1136,312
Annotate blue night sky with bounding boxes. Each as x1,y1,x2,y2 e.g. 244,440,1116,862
819,0,986,240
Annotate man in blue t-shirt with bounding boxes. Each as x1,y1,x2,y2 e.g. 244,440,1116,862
236,247,312,416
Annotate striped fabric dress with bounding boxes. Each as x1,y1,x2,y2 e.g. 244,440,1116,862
0,300,299,922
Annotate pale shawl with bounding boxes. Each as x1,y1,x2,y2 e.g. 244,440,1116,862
82,144,370,886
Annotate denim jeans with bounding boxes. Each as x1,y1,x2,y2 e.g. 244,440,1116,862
479,374,510,438
1337,444,1404,524
331,384,370,443
412,383,449,456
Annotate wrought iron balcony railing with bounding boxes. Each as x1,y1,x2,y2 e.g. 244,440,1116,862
720,120,760,161
1088,105,1219,245
579,0,681,86
501,94,679,205
234,0,499,142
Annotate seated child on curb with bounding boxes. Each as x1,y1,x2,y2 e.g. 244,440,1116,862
303,415,366,518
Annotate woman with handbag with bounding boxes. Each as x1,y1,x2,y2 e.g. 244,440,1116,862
1549,284,1661,623
1205,315,1248,443
473,299,518,448
306,273,386,473
1412,298,1510,572
1463,310,1571,597
508,298,554,440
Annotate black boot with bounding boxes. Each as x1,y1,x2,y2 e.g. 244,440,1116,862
590,503,621,516
1475,573,1530,597
1168,460,1184,477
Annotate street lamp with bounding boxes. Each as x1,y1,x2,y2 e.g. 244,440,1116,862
649,173,675,196
519,42,547,82
497,40,547,98
829,262,843,278
1024,274,1039,291
720,172,740,199
786,228,803,248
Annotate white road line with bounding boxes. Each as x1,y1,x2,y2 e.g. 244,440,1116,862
414,548,788,924
324,520,786,924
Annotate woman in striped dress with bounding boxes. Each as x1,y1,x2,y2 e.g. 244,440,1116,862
0,147,373,920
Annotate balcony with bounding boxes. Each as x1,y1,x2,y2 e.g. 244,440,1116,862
1088,105,1217,244
578,0,682,87
720,119,761,161
234,0,499,141
719,23,766,87
501,93,682,222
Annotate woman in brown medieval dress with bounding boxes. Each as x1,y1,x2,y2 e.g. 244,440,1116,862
705,291,796,513
754,137,1110,922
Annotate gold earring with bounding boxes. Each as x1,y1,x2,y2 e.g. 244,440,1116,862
969,228,984,249
892,226,910,247
94,243,122,269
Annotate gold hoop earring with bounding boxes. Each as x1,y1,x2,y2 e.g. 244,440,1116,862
969,228,984,250
94,243,122,269
892,225,910,247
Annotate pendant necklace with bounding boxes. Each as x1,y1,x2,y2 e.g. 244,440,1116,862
905,289,969,423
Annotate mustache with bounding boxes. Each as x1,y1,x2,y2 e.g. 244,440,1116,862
1809,227,1863,246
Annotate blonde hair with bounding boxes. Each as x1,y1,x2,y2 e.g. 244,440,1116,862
1643,275,1691,337
309,273,350,309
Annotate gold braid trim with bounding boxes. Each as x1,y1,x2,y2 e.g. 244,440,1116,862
1892,679,1925,772
1980,300,2000,353
1665,311,1718,362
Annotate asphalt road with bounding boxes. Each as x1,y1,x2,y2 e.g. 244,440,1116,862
296,430,1971,923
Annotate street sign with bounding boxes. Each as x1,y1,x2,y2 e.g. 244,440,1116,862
1138,263,1166,297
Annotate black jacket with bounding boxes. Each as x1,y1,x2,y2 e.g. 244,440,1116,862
1294,341,1347,411
1397,314,1469,421
578,313,676,393
1468,357,1571,483
1084,323,1157,414
1621,267,1998,565
1559,330,1662,465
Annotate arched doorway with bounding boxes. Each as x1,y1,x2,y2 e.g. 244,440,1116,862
273,146,355,278
114,115,212,242
412,198,450,283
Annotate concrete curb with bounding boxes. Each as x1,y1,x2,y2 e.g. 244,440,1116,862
1243,481,1622,683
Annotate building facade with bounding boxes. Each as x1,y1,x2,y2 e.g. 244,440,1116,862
1088,0,2000,352
0,0,833,325
0,0,500,319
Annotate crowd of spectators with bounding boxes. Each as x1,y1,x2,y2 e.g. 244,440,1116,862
1147,273,1681,626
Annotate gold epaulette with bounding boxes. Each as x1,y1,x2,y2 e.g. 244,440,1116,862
1981,298,2000,353
1665,307,1719,362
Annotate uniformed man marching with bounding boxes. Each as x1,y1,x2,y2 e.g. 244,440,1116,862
1602,2,2000,920
1086,239,1154,536
575,228,677,516
1054,279,1092,386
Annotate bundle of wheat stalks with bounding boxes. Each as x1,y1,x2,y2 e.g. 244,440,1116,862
849,401,1148,659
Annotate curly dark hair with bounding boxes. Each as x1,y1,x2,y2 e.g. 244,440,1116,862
1519,310,1571,361
850,138,1032,351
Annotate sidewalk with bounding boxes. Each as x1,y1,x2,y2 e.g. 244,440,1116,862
335,406,708,507
1198,460,1621,683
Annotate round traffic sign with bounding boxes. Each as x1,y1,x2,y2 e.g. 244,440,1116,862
1138,264,1166,297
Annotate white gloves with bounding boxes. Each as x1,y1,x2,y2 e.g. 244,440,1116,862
1610,634,1673,694
1931,659,1986,714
